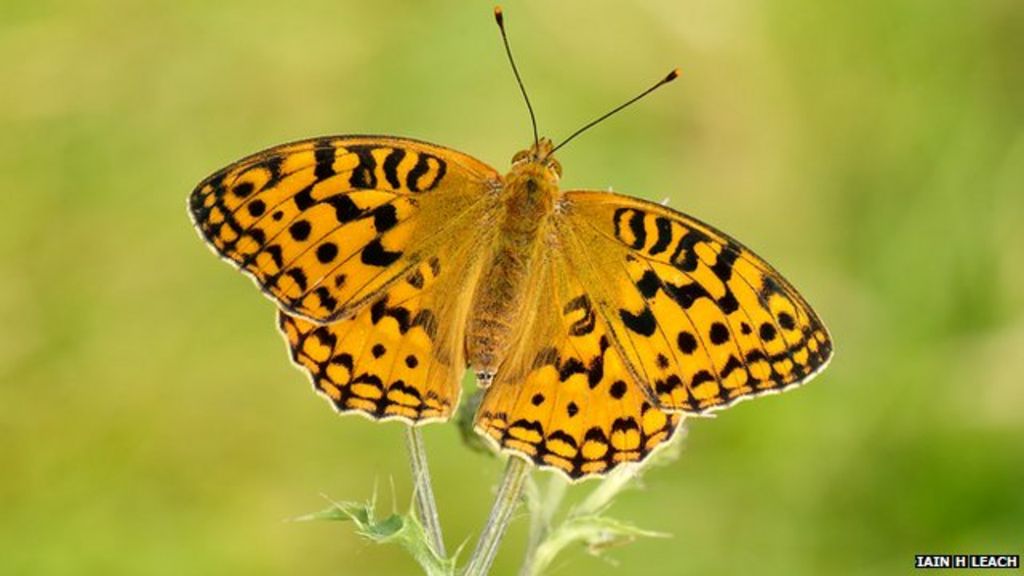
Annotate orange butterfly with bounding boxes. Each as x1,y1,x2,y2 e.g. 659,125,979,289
189,14,831,481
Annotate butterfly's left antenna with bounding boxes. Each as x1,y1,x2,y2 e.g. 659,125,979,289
494,6,539,149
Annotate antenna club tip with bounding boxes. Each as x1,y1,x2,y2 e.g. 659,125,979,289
494,6,504,24
666,68,682,82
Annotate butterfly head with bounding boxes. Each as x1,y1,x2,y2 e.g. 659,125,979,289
511,137,563,181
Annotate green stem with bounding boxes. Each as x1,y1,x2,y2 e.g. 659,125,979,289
463,457,531,576
519,474,567,576
405,425,447,559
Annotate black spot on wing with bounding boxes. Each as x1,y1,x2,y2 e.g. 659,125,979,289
382,148,406,190
721,355,744,378
709,322,730,345
613,207,647,249
407,270,425,289
664,281,711,309
745,349,768,364
406,153,447,192
635,270,661,299
294,186,315,211
314,286,337,312
509,418,544,438
627,210,647,250
247,199,265,217
610,417,639,434
326,195,362,223
233,181,254,199
690,370,715,387
587,354,604,389
310,326,337,351
677,330,698,354
261,157,283,189
563,294,596,336
619,307,657,337
760,275,783,299
314,144,336,180
710,246,737,282
609,380,627,399
613,208,627,243
370,298,412,333
670,229,710,272
655,374,683,396
285,268,308,292
648,217,673,255
361,239,402,267
347,145,378,189
331,352,354,371
349,373,384,400
718,291,739,314
264,244,283,269
558,357,586,382
372,203,398,232
778,312,796,330
562,294,589,315
316,242,339,263
246,228,265,245
289,220,311,241
388,379,423,403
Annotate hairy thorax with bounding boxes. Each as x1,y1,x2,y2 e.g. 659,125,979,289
467,141,562,378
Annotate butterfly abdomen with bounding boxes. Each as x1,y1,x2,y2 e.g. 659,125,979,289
466,161,560,377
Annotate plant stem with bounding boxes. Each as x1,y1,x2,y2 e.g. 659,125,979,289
405,425,446,558
463,456,531,576
519,473,567,576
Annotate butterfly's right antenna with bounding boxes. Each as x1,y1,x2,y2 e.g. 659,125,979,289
494,6,539,149
551,68,680,155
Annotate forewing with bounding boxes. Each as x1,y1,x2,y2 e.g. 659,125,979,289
189,135,500,322
475,249,681,480
556,191,833,413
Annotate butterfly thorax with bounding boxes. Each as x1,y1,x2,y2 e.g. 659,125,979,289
466,139,562,380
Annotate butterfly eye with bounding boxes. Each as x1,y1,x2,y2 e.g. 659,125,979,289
546,157,563,179
511,149,530,165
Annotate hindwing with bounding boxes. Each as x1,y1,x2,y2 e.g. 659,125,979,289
475,248,682,479
279,239,487,423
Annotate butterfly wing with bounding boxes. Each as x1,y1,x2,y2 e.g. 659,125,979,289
556,190,833,413
191,136,502,423
475,189,831,479
475,246,681,479
189,135,500,322
279,239,485,423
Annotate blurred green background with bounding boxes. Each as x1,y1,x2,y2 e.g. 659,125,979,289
2,0,1022,574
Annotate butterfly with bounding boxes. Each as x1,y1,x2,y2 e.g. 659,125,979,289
188,16,832,482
